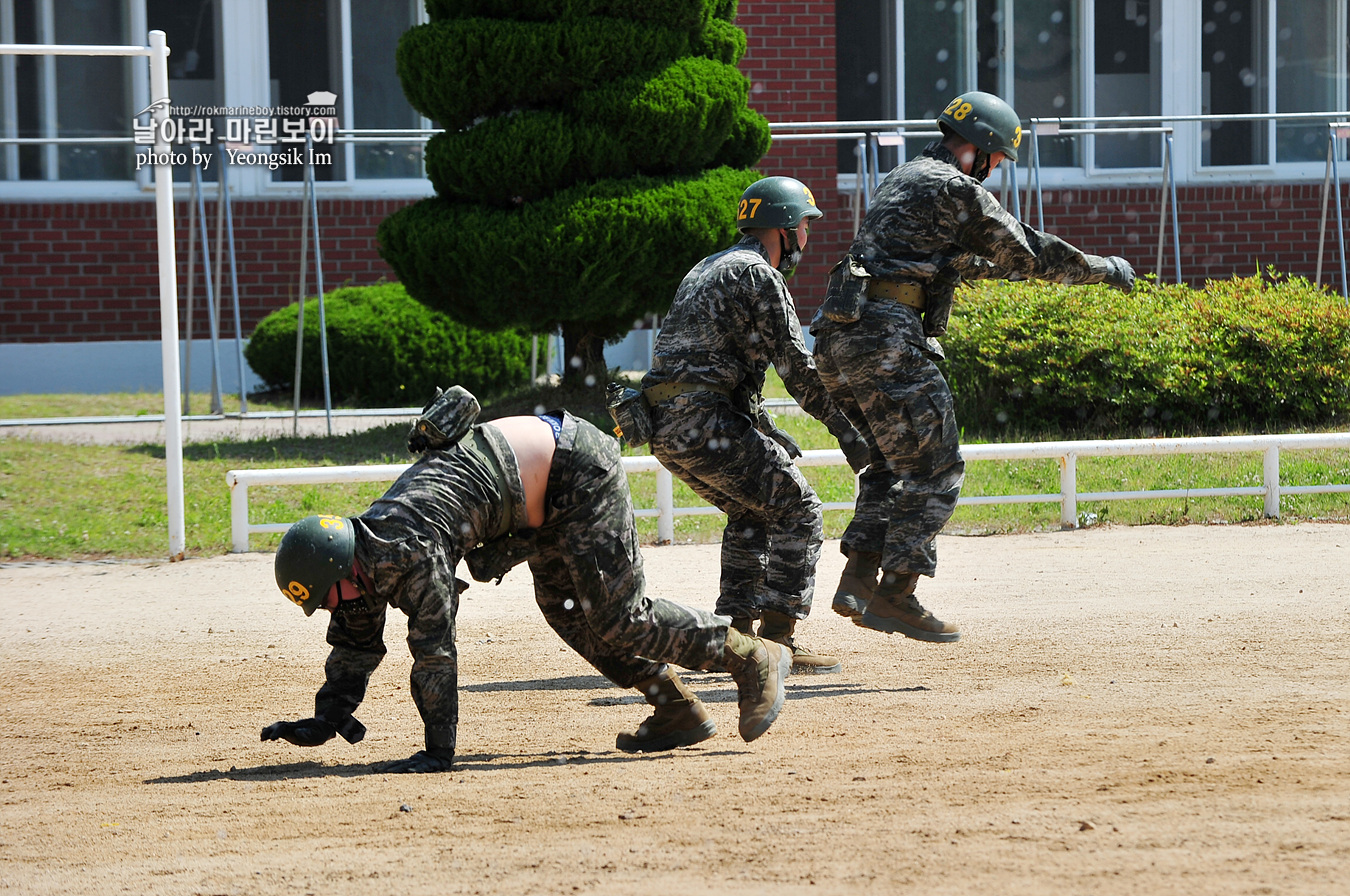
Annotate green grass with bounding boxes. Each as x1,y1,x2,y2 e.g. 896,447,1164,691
0,391,330,419
2,380,1347,562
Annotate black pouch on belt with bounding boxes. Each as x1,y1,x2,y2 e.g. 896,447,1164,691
605,382,652,448
820,254,871,323
407,385,481,453
923,265,963,338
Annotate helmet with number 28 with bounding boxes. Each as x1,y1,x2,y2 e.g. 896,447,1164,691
937,91,1022,162
736,176,824,232
274,514,356,616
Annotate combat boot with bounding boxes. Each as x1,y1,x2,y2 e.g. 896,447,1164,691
702,616,756,674
758,610,842,675
831,550,880,619
720,628,792,742
615,666,716,753
857,571,961,643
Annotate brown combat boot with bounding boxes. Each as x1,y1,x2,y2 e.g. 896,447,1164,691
758,610,842,675
720,628,792,742
615,666,716,753
831,550,881,619
703,616,756,674
857,570,961,643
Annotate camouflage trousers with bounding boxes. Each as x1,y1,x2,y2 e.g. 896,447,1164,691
813,308,965,577
527,413,730,689
648,391,823,620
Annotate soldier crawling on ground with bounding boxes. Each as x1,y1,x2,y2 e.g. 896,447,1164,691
261,386,792,771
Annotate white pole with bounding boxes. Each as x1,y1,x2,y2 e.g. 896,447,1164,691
656,467,675,544
149,30,185,560
1059,451,1077,529
1263,446,1281,519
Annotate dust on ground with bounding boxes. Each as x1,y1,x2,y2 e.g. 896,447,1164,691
2,524,1348,895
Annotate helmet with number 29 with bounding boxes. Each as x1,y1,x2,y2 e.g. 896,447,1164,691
274,514,355,616
937,91,1022,162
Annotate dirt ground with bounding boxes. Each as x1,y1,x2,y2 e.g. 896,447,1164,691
2,524,1348,895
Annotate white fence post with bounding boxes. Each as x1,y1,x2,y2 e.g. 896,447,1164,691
656,466,675,543
1263,445,1281,518
1060,451,1078,529
227,471,250,553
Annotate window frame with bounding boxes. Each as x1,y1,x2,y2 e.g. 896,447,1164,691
870,0,1350,192
0,0,436,201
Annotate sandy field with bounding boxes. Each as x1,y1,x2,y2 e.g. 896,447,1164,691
2,524,1348,895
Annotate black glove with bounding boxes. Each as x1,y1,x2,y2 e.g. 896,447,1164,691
1102,256,1136,293
260,718,337,747
834,428,871,474
377,748,455,774
767,426,803,459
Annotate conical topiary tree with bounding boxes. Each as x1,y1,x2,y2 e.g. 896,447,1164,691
377,0,770,386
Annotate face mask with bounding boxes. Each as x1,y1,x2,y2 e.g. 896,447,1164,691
777,227,803,278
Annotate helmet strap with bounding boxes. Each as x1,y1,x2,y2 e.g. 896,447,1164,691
777,227,803,278
970,148,994,182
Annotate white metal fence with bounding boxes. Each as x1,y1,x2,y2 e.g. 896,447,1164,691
0,32,184,559
225,432,1350,552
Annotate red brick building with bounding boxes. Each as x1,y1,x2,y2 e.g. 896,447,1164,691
2,1,1348,393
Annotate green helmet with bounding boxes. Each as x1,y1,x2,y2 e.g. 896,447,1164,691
736,176,823,232
274,514,356,616
937,91,1023,162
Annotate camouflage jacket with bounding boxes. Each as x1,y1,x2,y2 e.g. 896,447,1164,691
312,423,528,755
838,143,1109,289
643,234,853,434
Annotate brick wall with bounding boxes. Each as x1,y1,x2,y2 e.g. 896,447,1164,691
0,198,409,343
3,0,1349,346
737,0,847,311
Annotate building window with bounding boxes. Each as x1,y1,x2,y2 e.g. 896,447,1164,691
1093,0,1161,169
2,0,134,181
878,1,1347,177
0,0,427,190
1273,1,1345,163
266,0,424,183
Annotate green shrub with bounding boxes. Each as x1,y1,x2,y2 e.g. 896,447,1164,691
710,105,772,169
425,57,750,204
397,18,697,129
943,273,1350,433
427,0,718,30
391,0,763,382
379,166,760,339
244,283,531,406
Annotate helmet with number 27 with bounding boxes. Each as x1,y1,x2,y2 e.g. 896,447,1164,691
736,176,824,232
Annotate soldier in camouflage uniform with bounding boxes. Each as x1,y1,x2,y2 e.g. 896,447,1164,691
641,176,871,675
262,395,792,771
813,91,1136,643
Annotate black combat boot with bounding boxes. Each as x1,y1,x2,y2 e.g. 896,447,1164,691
758,610,842,675
831,550,881,619
857,570,961,642
615,665,716,753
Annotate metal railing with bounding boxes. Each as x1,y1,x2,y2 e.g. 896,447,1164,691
225,431,1350,552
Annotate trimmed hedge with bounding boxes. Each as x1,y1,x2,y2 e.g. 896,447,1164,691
378,166,761,339
425,57,755,204
943,273,1350,433
397,18,698,129
427,0,720,30
244,283,531,406
389,0,763,361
